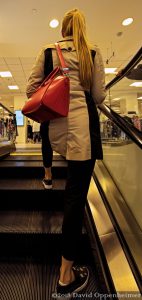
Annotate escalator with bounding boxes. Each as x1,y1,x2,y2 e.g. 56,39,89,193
0,47,142,298
0,153,111,299
94,47,142,294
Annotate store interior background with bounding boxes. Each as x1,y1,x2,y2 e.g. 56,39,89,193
0,0,142,144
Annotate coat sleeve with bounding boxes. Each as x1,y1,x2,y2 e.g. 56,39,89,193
26,48,45,98
91,46,106,105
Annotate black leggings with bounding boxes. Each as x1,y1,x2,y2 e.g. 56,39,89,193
62,159,96,261
40,122,53,168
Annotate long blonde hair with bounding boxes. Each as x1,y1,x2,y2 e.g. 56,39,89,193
62,8,93,91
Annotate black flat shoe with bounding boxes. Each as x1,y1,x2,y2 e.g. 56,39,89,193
42,178,52,189
56,266,89,299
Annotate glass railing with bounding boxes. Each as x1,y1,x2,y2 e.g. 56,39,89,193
96,47,142,286
101,125,142,288
99,47,142,148
99,104,142,148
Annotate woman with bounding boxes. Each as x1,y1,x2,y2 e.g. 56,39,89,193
27,120,33,143
32,121,41,143
26,8,106,297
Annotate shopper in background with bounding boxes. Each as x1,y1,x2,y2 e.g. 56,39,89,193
26,8,106,296
132,115,141,131
32,121,41,143
27,120,33,143
6,114,16,142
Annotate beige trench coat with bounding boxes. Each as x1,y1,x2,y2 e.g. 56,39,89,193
26,37,106,161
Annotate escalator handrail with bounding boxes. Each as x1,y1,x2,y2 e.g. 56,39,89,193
0,102,14,115
98,103,142,149
105,47,142,90
98,47,142,149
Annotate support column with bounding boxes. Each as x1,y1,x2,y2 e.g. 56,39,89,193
14,95,27,144
137,93,142,115
120,93,138,115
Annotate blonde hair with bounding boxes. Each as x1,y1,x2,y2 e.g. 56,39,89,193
62,8,93,91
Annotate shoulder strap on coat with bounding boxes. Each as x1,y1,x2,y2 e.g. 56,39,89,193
91,49,96,63
44,48,53,77
44,48,96,78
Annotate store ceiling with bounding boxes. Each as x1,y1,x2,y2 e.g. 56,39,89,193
0,0,142,112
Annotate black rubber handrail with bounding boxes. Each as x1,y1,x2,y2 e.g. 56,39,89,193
0,102,14,115
106,47,142,90
98,47,142,149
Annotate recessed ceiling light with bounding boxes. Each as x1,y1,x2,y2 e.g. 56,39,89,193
0,71,12,77
113,98,121,101
130,82,142,87
105,68,117,74
137,96,142,99
32,8,37,14
49,19,59,28
122,18,133,26
8,85,19,90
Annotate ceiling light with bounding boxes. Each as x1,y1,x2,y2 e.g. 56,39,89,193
49,19,59,28
112,98,121,101
122,18,133,26
0,71,12,77
130,82,142,87
8,85,19,90
105,68,117,74
137,96,142,99
32,8,37,14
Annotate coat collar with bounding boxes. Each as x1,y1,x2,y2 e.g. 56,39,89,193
58,36,73,42
44,36,74,50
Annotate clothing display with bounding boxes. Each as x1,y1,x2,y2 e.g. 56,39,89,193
4,115,17,142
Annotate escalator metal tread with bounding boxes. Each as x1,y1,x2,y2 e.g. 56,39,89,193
3,154,65,161
0,178,65,190
0,259,102,300
0,211,64,234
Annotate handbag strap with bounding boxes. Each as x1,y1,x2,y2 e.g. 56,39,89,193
55,43,69,76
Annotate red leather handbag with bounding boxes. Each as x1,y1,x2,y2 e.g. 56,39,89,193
22,43,70,123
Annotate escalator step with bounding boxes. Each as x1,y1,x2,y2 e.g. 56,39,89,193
0,211,64,234
4,154,65,161
0,259,103,300
0,211,86,259
0,160,67,179
0,179,65,210
0,178,65,191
